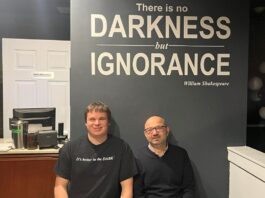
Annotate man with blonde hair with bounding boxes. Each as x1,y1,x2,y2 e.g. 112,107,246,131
54,101,137,198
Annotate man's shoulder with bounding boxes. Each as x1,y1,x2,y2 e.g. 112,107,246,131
135,145,148,152
134,145,149,158
108,134,129,145
108,134,122,141
169,144,186,152
69,134,86,144
168,144,190,157
60,135,86,150
107,135,133,151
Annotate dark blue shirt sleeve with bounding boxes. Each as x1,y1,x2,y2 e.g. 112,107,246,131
119,142,138,182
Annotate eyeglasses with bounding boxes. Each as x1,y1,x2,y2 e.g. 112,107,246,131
144,125,167,134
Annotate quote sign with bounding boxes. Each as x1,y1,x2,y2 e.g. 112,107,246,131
88,2,232,87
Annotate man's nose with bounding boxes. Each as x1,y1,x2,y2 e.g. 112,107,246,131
151,129,159,135
94,119,100,125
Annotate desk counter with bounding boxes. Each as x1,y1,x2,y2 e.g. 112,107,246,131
0,147,59,155
227,146,265,198
0,148,59,198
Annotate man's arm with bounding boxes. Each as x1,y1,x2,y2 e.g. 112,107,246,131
120,177,133,198
54,175,69,198
182,152,195,198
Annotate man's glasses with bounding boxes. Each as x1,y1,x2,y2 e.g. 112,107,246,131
144,125,167,134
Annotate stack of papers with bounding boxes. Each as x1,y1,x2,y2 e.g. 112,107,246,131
0,138,14,151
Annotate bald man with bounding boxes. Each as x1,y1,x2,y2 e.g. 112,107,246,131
133,116,195,198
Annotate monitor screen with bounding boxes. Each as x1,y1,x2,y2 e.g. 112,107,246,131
12,107,56,133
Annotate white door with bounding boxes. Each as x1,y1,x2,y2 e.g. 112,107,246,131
3,38,70,138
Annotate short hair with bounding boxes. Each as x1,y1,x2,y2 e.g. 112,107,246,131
84,101,111,122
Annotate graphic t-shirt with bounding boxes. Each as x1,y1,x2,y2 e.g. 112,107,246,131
55,134,138,198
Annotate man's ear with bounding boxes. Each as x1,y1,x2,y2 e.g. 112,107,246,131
166,126,170,136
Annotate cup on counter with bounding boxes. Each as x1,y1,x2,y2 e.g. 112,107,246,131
10,119,28,149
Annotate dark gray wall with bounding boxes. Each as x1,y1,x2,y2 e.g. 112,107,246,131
71,0,249,197
0,0,249,197
0,0,70,137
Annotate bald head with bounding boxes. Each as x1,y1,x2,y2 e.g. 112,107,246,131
144,116,167,130
144,115,169,147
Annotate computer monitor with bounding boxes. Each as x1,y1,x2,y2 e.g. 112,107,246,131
12,107,56,133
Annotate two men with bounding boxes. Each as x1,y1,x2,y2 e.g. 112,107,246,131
134,116,195,198
55,101,194,198
54,102,137,198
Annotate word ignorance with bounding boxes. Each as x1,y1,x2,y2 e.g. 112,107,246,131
91,52,230,76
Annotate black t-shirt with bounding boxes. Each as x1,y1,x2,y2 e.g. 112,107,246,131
134,144,194,198
55,134,138,198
